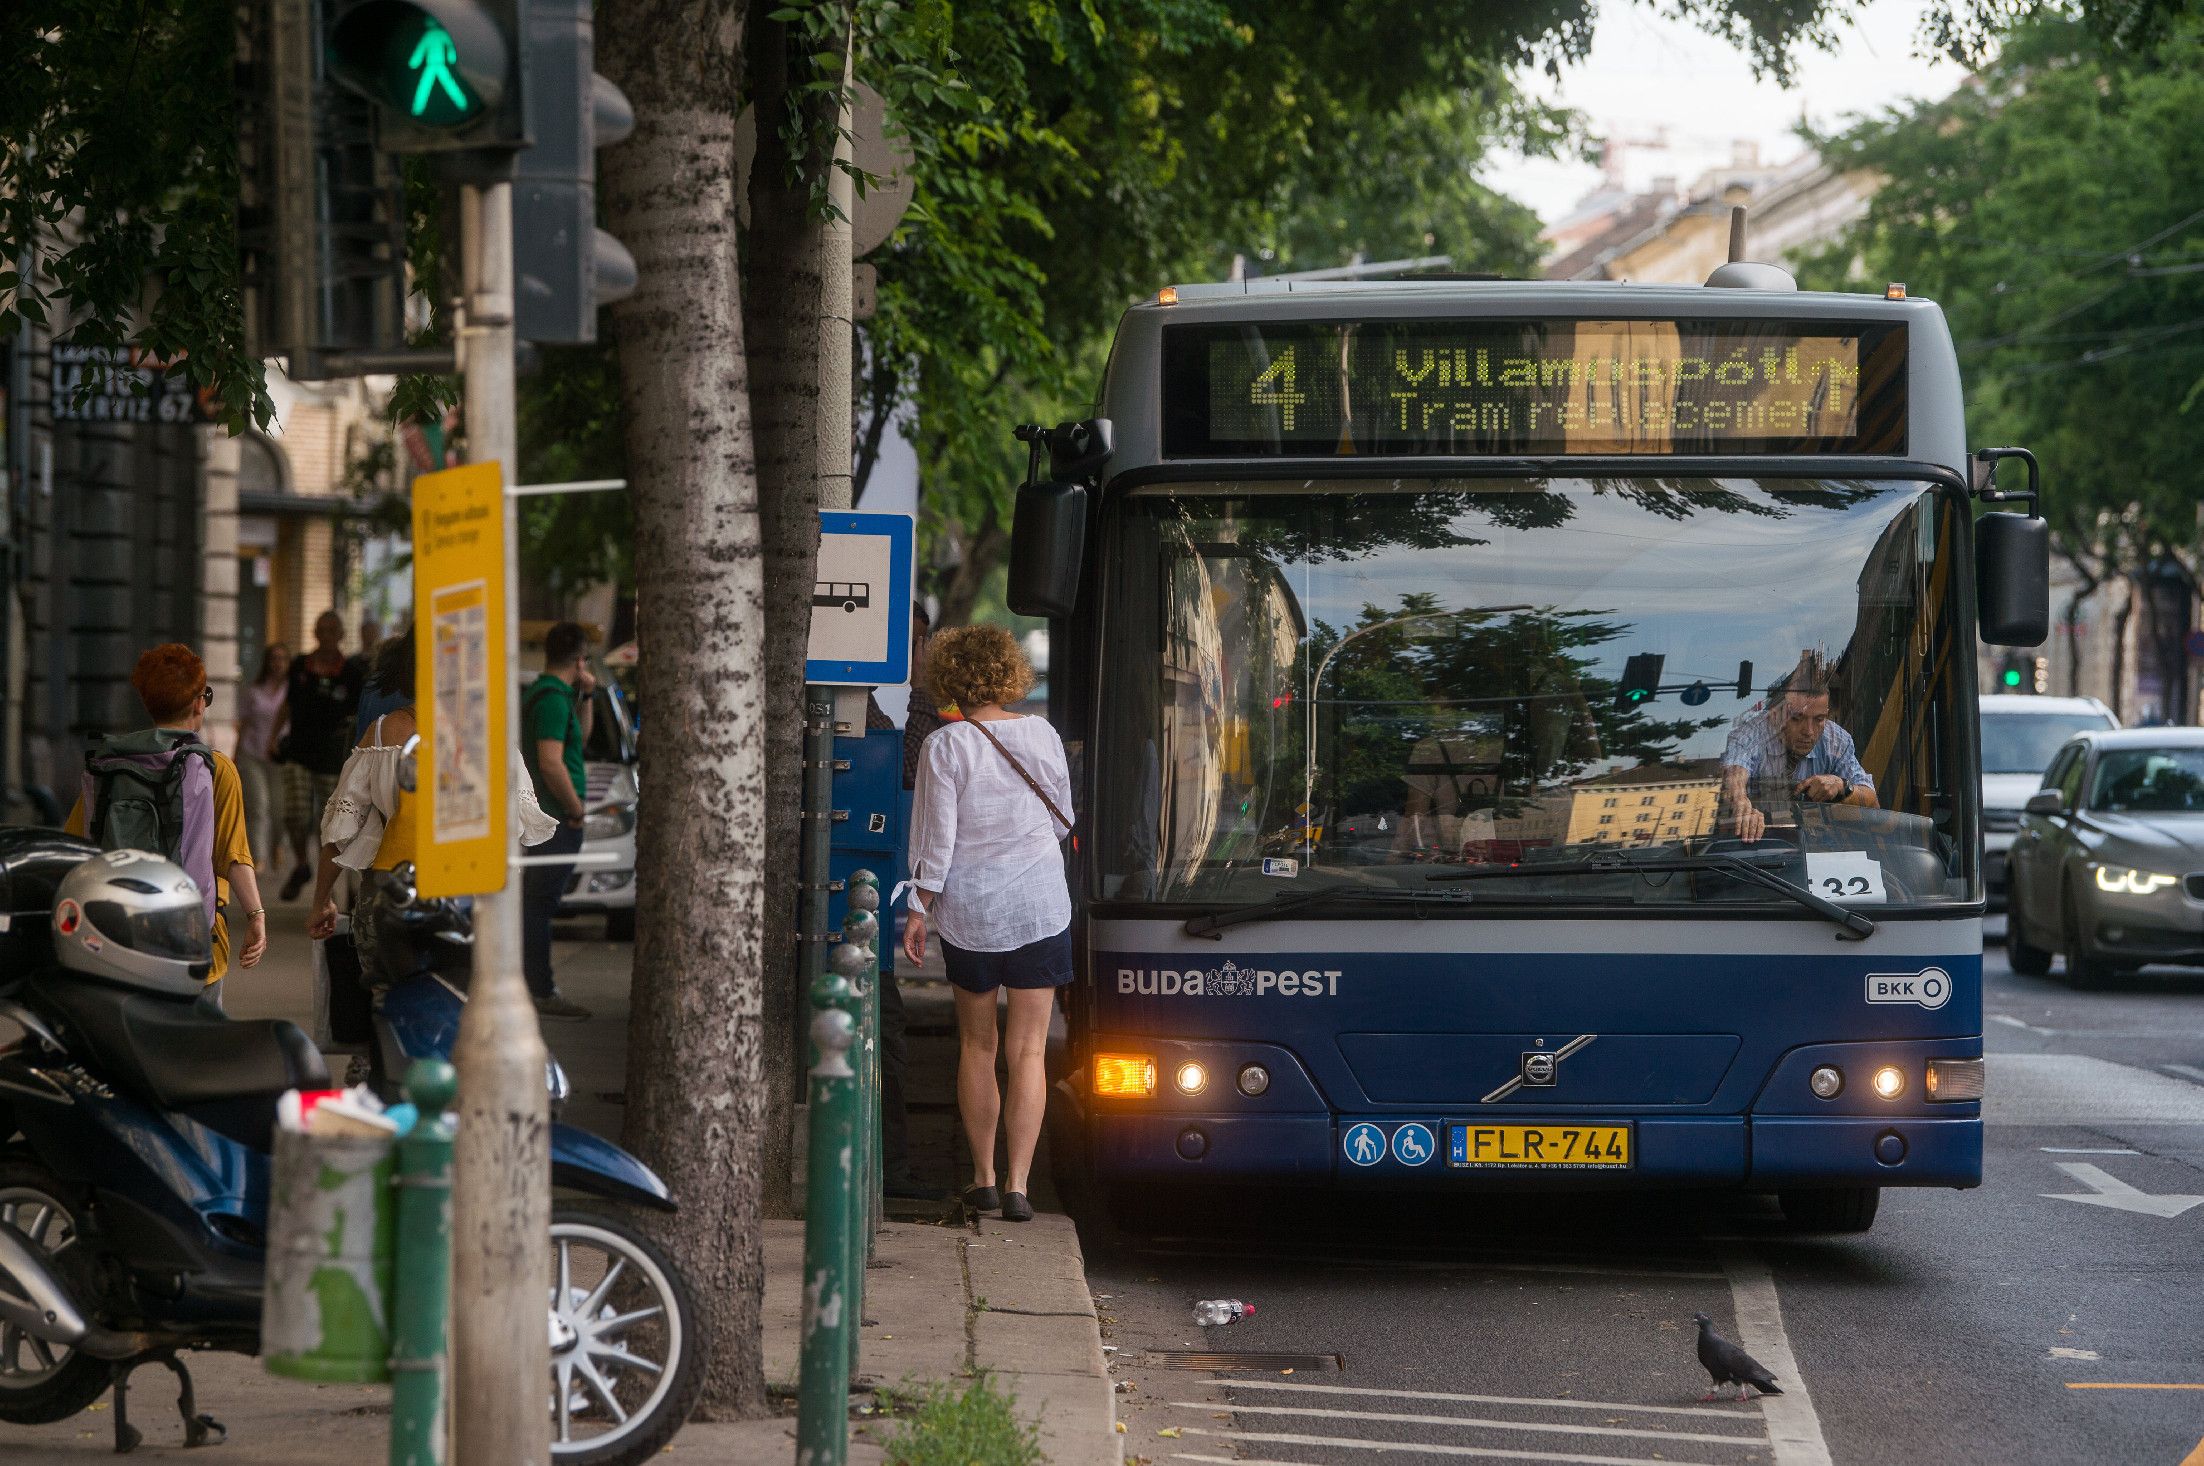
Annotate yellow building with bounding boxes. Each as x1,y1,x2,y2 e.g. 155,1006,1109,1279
1564,777,1722,846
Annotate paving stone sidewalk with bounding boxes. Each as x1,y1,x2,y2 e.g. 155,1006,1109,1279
0,904,1117,1466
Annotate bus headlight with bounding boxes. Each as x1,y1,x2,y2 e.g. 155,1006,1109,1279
1872,1065,1907,1100
1093,1054,1156,1097
1809,1066,1844,1099
1174,1061,1209,1096
2094,864,2179,896
1236,1063,1271,1097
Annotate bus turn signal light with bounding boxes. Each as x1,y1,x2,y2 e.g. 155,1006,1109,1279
1094,1054,1157,1097
1925,1057,1985,1101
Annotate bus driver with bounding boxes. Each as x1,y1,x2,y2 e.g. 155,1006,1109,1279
1720,651,1879,841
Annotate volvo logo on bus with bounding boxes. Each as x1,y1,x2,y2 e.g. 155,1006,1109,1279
1482,1034,1598,1103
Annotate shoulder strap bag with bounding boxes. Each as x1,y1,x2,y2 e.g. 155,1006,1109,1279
964,718,1072,834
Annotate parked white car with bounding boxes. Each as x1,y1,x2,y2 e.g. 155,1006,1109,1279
559,678,639,940
1981,693,2117,910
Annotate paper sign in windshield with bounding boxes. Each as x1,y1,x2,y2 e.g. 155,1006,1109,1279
1804,850,1887,904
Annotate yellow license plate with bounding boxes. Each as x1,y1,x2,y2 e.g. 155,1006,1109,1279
1448,1123,1632,1169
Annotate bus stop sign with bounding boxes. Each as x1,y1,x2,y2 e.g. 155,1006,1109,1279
807,512,914,686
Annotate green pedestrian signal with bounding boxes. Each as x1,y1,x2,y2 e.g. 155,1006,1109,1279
329,0,509,141
2003,667,2022,688
407,20,470,119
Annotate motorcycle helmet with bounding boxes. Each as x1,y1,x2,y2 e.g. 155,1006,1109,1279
53,850,212,996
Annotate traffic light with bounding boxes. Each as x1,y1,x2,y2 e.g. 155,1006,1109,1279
1998,650,2046,694
327,0,529,170
513,0,637,343
1615,653,1665,712
236,0,412,365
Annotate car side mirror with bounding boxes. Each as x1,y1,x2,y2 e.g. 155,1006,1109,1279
1006,480,1087,619
2024,789,2063,817
1973,448,2049,646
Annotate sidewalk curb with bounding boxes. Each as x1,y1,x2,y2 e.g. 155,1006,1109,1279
964,1213,1120,1466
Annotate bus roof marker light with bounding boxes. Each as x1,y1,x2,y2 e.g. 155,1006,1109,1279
1157,287,1179,306
1886,282,1908,300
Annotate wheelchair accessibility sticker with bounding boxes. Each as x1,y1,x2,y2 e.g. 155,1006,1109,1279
1391,1123,1435,1166
1343,1123,1387,1167
1866,966,1951,1010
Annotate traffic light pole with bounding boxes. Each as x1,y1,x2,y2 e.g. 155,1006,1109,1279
450,179,555,1466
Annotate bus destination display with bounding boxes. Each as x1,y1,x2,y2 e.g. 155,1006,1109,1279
1161,319,1907,457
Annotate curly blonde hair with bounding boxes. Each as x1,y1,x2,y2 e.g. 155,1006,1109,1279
925,623,1034,710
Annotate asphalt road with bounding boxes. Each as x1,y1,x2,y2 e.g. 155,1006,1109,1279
1075,937,2204,1466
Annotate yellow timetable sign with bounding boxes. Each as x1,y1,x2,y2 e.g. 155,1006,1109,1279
1447,1123,1632,1169
411,462,508,898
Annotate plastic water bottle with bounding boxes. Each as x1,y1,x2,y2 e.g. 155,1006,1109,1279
1193,1299,1253,1327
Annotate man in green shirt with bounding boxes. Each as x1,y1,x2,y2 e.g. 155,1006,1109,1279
521,622,596,1019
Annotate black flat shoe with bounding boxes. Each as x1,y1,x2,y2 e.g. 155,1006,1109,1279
1001,1192,1034,1222
962,1185,1000,1212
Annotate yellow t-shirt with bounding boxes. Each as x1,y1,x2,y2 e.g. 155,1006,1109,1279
66,748,254,982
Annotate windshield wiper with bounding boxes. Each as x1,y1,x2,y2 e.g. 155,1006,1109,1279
1183,888,1483,940
1426,851,1876,941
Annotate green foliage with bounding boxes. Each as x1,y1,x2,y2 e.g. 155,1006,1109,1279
0,0,272,431
875,1374,1044,1466
1797,12,2204,579
517,340,634,594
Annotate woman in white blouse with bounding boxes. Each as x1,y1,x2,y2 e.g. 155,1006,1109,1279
901,625,1073,1224
305,629,556,987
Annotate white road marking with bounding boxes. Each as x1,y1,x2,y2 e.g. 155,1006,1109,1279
1984,1054,2204,1123
1136,1247,1721,1280
2164,1063,2204,1086
1714,1250,1832,1466
1177,1428,1733,1465
1990,1013,2051,1032
2042,1161,2204,1218
1218,1380,1760,1419
2040,1147,2140,1154
1173,1401,1765,1446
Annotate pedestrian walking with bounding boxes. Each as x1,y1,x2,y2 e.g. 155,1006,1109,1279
901,623,1073,1223
353,614,415,745
68,644,266,1002
520,621,596,1019
270,611,366,901
235,643,291,873
307,628,558,983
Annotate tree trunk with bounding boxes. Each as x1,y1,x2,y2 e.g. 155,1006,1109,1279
741,10,836,1216
2110,573,2134,723
599,0,768,1418
935,506,1009,629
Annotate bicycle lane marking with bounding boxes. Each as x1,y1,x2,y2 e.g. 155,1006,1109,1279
1716,1248,1832,1466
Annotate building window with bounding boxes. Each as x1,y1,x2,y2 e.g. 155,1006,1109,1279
1598,815,1614,825
1635,812,1652,822
1602,797,1618,808
1640,796,1655,806
1676,794,1690,804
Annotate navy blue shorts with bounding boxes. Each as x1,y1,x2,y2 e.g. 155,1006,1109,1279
942,928,1074,995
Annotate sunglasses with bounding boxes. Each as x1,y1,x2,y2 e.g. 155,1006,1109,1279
199,686,216,706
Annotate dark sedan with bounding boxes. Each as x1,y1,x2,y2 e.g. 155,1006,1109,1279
2008,728,2204,985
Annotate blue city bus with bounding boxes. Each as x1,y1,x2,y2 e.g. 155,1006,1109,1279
1015,271,2049,1232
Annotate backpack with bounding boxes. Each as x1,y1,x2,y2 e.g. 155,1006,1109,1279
82,728,220,926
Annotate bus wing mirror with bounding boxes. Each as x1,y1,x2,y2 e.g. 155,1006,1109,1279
1973,448,2048,647
1007,480,1088,619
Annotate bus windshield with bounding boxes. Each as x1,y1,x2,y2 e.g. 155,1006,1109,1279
1094,477,1975,912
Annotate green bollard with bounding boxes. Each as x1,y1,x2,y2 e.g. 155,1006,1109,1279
796,953,866,1466
833,924,875,1376
389,1060,457,1466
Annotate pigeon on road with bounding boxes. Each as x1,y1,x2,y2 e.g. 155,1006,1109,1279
1691,1312,1782,1401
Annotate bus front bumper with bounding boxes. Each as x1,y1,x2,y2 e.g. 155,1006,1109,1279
1088,1112,1980,1189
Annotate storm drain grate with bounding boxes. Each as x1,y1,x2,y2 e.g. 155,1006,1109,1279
1141,1351,1344,1372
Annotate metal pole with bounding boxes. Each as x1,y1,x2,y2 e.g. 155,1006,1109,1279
451,179,554,1466
795,949,865,1466
848,873,882,1249
390,1059,458,1466
839,875,879,1366
816,20,857,514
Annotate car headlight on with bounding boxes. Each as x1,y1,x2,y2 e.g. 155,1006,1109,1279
2093,864,2179,896
583,803,638,841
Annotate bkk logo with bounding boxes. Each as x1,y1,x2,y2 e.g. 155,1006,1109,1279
1116,960,1341,997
